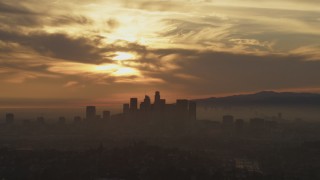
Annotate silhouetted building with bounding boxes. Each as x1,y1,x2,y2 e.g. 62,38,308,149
265,120,277,129
159,99,166,110
140,102,145,111
176,99,189,111
130,98,138,112
123,103,130,114
222,115,234,128
36,117,45,124
86,106,96,120
74,116,81,123
235,119,244,131
189,101,196,121
144,95,151,109
5,113,14,124
250,118,265,129
22,119,31,125
102,111,111,121
58,117,66,124
176,99,189,121
112,91,197,129
154,91,160,105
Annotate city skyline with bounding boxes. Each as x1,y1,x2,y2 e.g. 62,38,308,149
1,0,320,107
1,91,198,123
1,1,320,179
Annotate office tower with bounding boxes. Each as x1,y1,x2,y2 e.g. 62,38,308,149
160,99,166,105
144,95,151,110
159,99,166,110
103,111,111,121
86,106,96,120
58,117,66,124
22,119,31,125
265,120,277,129
235,119,244,130
176,99,189,120
130,98,138,112
140,102,145,110
154,91,160,105
123,103,130,113
250,118,265,129
222,115,234,127
188,101,196,121
37,116,45,124
176,99,189,111
74,116,81,123
5,113,14,124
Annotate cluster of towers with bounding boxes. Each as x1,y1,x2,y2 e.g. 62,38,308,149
3,91,196,126
85,106,111,121
120,91,197,122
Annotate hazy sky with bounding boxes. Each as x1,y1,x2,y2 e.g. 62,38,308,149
1,0,320,107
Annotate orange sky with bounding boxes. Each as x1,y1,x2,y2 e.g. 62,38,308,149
0,0,320,107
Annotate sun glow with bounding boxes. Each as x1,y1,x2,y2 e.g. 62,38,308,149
112,67,139,76
113,52,136,61
49,62,141,77
95,64,140,76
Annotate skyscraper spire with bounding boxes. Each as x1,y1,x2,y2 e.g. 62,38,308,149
154,91,160,105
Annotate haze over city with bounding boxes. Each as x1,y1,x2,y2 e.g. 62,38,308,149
1,1,320,179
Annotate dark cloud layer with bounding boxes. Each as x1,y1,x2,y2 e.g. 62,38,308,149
49,15,94,26
0,1,35,15
0,30,107,63
139,49,320,94
1,0,320,105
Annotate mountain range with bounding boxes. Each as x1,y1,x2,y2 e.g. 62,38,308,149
195,91,320,107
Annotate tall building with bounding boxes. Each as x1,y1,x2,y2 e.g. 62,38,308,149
189,101,196,121
123,103,130,113
235,119,244,130
176,99,189,120
159,99,166,110
250,118,265,129
5,113,14,124
222,115,234,127
37,116,45,124
154,91,160,105
74,116,82,123
176,99,189,112
130,98,138,112
144,95,151,110
103,111,111,121
58,117,66,124
140,102,145,110
86,106,96,120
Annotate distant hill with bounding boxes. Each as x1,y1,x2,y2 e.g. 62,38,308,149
195,91,320,107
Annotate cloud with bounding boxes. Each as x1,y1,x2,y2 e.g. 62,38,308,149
0,67,59,83
132,48,320,94
1,0,320,103
49,15,93,26
64,81,79,87
106,18,120,30
0,30,109,64
0,1,36,15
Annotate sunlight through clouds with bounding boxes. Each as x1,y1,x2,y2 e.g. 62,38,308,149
1,0,320,101
112,52,136,61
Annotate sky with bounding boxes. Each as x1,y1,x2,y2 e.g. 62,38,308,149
0,0,320,107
